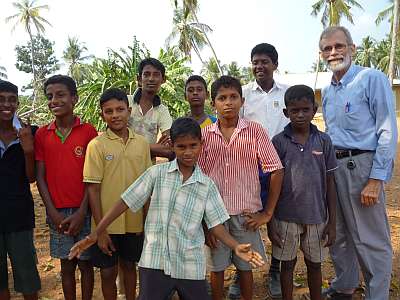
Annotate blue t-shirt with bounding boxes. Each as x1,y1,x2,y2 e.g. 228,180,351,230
272,124,337,224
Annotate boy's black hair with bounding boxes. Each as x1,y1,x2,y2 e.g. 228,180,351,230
170,117,201,143
185,75,208,91
43,75,78,96
284,85,315,107
251,43,278,65
211,75,242,101
0,80,18,95
99,88,129,107
138,57,166,78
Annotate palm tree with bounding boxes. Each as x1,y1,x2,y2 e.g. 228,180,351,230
166,8,211,64
173,0,224,75
376,0,394,26
63,36,92,84
388,0,399,83
0,65,7,79
5,0,51,105
354,36,376,67
311,0,363,27
201,58,225,87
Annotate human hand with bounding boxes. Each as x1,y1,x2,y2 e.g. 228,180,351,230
157,132,171,147
205,230,219,249
60,210,85,236
361,179,382,207
234,244,265,268
243,211,272,231
18,118,34,154
322,222,336,247
97,232,116,256
49,211,66,234
267,221,283,248
68,232,97,260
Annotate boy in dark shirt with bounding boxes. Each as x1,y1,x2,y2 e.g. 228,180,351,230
269,85,337,300
0,80,40,300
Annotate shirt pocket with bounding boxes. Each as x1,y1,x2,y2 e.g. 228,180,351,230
340,102,363,130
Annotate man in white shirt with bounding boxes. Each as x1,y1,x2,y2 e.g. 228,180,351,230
229,43,289,299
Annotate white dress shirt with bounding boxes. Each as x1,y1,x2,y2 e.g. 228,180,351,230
241,80,289,138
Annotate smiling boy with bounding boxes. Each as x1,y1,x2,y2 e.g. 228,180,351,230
83,88,151,300
35,75,97,300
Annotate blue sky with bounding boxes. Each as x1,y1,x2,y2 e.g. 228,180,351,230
0,0,392,89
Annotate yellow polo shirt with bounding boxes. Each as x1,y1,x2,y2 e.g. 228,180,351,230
83,128,152,234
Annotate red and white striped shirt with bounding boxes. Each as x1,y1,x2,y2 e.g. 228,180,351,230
198,118,283,215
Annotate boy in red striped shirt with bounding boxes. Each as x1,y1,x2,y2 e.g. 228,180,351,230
198,76,284,300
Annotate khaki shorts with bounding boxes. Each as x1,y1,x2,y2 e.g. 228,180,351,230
272,218,327,263
206,215,267,272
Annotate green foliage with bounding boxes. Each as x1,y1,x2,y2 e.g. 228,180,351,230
63,36,92,84
5,0,51,35
353,34,400,78
158,47,192,118
0,65,7,79
354,36,376,67
76,38,192,130
310,60,328,72
15,34,59,86
311,0,363,27
166,7,212,62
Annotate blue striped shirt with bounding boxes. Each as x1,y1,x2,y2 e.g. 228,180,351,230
322,64,398,181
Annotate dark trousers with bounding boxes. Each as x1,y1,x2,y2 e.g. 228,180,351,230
138,268,210,300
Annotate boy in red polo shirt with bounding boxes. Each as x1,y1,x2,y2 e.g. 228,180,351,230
35,75,97,300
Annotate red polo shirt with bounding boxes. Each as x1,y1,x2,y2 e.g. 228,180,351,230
35,117,97,208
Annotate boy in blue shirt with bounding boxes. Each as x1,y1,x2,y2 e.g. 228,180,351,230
270,85,337,300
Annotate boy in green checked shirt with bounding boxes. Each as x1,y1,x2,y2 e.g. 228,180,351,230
69,117,265,300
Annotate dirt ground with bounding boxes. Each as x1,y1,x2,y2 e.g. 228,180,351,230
7,150,400,300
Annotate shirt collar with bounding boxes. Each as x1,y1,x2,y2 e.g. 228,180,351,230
47,116,82,130
252,80,283,93
105,127,135,140
209,117,248,135
167,159,207,185
331,63,357,86
283,123,319,139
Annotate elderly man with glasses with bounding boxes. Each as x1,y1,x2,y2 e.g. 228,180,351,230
319,26,397,300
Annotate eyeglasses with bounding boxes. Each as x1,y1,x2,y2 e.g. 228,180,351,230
321,43,348,55
0,96,18,106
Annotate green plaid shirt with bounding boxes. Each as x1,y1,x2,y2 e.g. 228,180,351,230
121,160,229,280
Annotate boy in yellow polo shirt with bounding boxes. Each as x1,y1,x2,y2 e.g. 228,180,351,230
83,88,151,300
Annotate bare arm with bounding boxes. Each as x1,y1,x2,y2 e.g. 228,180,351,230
18,123,35,183
150,130,174,160
210,224,265,268
68,199,129,259
244,168,284,230
36,161,64,232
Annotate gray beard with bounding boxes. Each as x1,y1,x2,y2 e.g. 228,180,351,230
327,55,351,72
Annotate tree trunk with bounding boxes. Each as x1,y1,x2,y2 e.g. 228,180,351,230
389,0,399,85
192,13,223,75
28,27,37,109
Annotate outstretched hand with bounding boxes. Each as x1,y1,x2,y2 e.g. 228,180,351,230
68,232,97,260
234,244,265,268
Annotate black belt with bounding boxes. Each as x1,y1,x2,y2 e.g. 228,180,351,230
335,149,372,159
